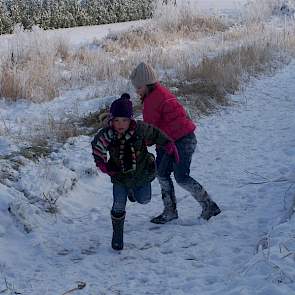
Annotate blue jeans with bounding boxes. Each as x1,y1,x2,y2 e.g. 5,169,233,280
156,132,205,203
112,183,152,213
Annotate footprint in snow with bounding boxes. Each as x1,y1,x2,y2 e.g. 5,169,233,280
160,248,174,255
81,246,97,255
57,248,72,256
148,226,162,231
181,242,198,249
70,255,84,263
176,218,205,226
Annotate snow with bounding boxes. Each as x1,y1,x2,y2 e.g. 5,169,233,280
0,0,295,294
0,59,294,295
0,88,117,141
195,0,248,11
44,20,145,49
0,20,144,52
0,137,18,156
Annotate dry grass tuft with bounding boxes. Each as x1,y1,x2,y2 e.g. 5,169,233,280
45,114,81,143
100,1,228,54
241,0,292,22
63,49,120,87
101,14,227,53
153,0,228,35
0,26,62,102
0,63,24,101
102,26,166,52
169,41,285,116
55,38,71,60
79,109,110,135
159,14,228,36
0,58,60,102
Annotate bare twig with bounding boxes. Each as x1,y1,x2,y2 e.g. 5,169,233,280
0,277,21,294
239,179,290,187
240,170,294,187
283,183,295,211
0,113,10,135
279,242,290,253
42,192,59,214
279,241,295,260
244,169,270,181
61,282,86,295
282,252,294,259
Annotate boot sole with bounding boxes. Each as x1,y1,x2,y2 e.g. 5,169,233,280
201,208,221,221
112,245,123,251
150,215,178,224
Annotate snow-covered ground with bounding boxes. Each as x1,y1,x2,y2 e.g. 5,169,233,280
0,56,295,295
0,20,144,52
1,56,295,295
0,0,295,294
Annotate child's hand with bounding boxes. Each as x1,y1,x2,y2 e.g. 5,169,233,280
164,142,180,163
97,162,117,176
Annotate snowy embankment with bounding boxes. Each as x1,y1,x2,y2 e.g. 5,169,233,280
1,61,295,295
0,0,295,294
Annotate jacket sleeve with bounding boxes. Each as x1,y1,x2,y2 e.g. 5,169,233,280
139,121,171,146
91,128,112,165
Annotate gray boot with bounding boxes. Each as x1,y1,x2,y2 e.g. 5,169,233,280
150,192,178,224
199,192,221,220
111,211,125,250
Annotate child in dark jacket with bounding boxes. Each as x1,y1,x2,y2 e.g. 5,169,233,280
91,93,179,250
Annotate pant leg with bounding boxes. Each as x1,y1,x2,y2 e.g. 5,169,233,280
112,184,128,213
156,147,175,197
133,182,152,204
155,147,178,217
173,133,206,202
150,147,178,223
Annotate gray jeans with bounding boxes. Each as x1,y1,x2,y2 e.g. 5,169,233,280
156,132,205,203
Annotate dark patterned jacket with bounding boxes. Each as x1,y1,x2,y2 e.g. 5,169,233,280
91,120,171,188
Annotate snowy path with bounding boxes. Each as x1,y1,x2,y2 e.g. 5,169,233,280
2,62,295,294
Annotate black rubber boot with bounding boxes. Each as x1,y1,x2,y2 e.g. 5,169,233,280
150,193,178,224
111,211,125,250
200,192,221,220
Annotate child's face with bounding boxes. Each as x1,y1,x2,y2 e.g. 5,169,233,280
112,117,131,134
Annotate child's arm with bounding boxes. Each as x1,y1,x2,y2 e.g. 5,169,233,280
140,121,171,146
91,128,116,175
91,130,109,165
140,121,179,163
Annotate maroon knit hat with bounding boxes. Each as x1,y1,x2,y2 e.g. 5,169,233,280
110,93,133,119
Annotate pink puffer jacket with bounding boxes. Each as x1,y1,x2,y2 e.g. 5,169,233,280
143,83,196,141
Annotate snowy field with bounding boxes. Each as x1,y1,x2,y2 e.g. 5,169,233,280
0,0,295,294
1,56,294,295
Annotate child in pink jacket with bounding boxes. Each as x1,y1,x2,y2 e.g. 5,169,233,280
130,62,221,224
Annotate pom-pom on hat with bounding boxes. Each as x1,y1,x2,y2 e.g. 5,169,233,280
130,62,158,88
110,93,133,119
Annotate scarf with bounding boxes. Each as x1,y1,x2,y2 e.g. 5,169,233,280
113,129,137,173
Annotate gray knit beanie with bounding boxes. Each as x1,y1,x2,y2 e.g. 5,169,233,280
130,62,158,88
